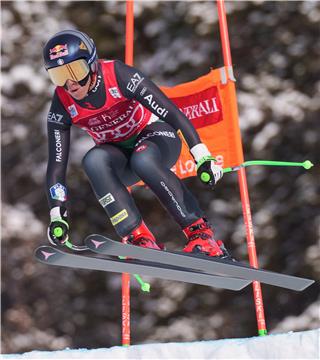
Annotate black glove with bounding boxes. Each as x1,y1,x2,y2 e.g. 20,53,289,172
47,206,69,246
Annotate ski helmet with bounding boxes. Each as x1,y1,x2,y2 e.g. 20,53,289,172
43,29,98,86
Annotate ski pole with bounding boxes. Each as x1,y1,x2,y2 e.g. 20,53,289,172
223,160,313,173
134,274,151,292
119,256,151,292
60,237,151,292
52,227,88,251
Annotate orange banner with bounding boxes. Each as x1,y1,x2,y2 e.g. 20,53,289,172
161,67,244,179
132,67,244,186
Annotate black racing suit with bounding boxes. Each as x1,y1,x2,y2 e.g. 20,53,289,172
46,60,205,237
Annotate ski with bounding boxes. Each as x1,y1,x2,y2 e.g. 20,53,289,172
85,234,314,291
34,245,251,291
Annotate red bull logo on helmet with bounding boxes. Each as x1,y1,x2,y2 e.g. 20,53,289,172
49,44,69,60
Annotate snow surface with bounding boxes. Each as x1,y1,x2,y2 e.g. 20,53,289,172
2,329,319,359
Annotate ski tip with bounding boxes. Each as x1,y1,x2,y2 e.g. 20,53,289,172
34,245,59,263
34,245,56,254
85,234,107,249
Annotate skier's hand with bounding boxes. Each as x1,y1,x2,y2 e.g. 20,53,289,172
47,206,70,246
197,157,223,187
190,143,223,187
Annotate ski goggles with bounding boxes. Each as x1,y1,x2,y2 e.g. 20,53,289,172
47,59,90,86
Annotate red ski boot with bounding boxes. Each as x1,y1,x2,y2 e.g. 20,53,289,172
123,221,161,250
183,218,232,259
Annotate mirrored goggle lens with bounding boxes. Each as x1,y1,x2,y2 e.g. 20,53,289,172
47,59,90,86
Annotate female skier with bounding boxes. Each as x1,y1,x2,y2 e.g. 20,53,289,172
44,29,228,258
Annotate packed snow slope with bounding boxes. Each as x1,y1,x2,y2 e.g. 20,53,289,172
2,329,319,359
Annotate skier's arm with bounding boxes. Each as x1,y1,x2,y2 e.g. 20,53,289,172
114,60,201,148
46,91,71,245
114,60,223,186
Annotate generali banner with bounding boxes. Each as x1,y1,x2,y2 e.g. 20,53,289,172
170,86,223,130
161,67,244,180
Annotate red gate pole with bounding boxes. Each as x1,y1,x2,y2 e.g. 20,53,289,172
122,0,134,347
216,0,267,335
126,0,134,66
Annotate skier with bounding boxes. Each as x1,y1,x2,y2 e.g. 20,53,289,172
44,29,229,258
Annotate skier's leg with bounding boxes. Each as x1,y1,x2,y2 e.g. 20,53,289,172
82,144,159,249
130,122,204,227
130,121,225,257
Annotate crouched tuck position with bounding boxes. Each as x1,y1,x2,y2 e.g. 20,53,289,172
44,29,230,258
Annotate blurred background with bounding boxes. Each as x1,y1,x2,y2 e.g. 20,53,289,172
1,0,319,354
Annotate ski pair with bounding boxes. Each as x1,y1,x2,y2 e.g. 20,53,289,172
34,245,249,291
34,234,314,291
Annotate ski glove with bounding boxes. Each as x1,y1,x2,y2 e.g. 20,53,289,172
47,206,70,246
190,143,223,187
